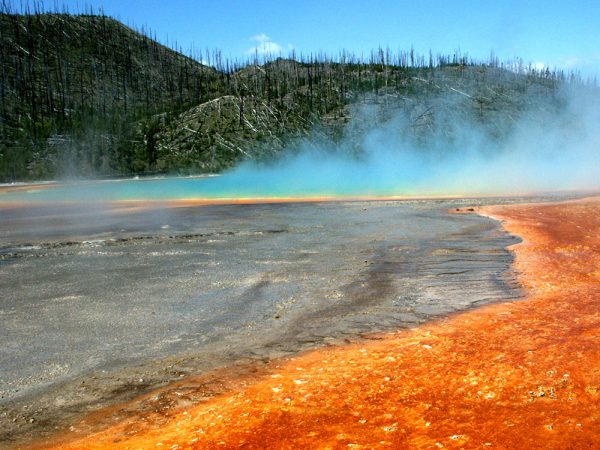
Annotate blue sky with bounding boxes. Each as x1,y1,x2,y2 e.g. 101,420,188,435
8,0,600,77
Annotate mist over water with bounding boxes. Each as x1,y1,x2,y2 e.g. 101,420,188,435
221,83,600,198
2,82,599,204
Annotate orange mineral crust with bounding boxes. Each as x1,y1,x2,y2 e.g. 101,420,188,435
50,197,599,449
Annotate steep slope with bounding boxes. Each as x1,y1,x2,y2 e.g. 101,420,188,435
0,12,584,181
0,13,216,179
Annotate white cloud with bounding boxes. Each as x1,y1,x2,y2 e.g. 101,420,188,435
246,33,292,56
552,55,600,77
560,56,583,69
532,61,546,71
559,55,600,69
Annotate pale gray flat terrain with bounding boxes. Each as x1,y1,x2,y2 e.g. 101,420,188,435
0,196,555,444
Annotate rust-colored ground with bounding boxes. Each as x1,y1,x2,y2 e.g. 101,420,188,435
46,197,599,449
0,194,465,211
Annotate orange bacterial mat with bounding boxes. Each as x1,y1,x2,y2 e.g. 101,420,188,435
42,197,600,449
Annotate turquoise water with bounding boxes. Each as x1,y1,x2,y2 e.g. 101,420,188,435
0,175,407,204
0,176,252,204
3,135,595,204
0,160,429,204
0,147,448,204
0,177,392,203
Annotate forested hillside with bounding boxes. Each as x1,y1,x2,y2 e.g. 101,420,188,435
0,10,587,181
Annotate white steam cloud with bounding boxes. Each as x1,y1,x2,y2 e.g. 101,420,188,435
218,83,600,198
246,33,292,56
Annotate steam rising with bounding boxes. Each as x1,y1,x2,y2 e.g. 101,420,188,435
217,84,600,198
1,81,599,204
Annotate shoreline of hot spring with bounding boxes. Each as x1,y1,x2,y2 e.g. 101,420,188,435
28,195,600,449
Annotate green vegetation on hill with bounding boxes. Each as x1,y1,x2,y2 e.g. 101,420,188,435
0,9,591,182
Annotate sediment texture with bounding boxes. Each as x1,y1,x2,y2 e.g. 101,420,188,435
45,197,600,448
0,199,519,445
